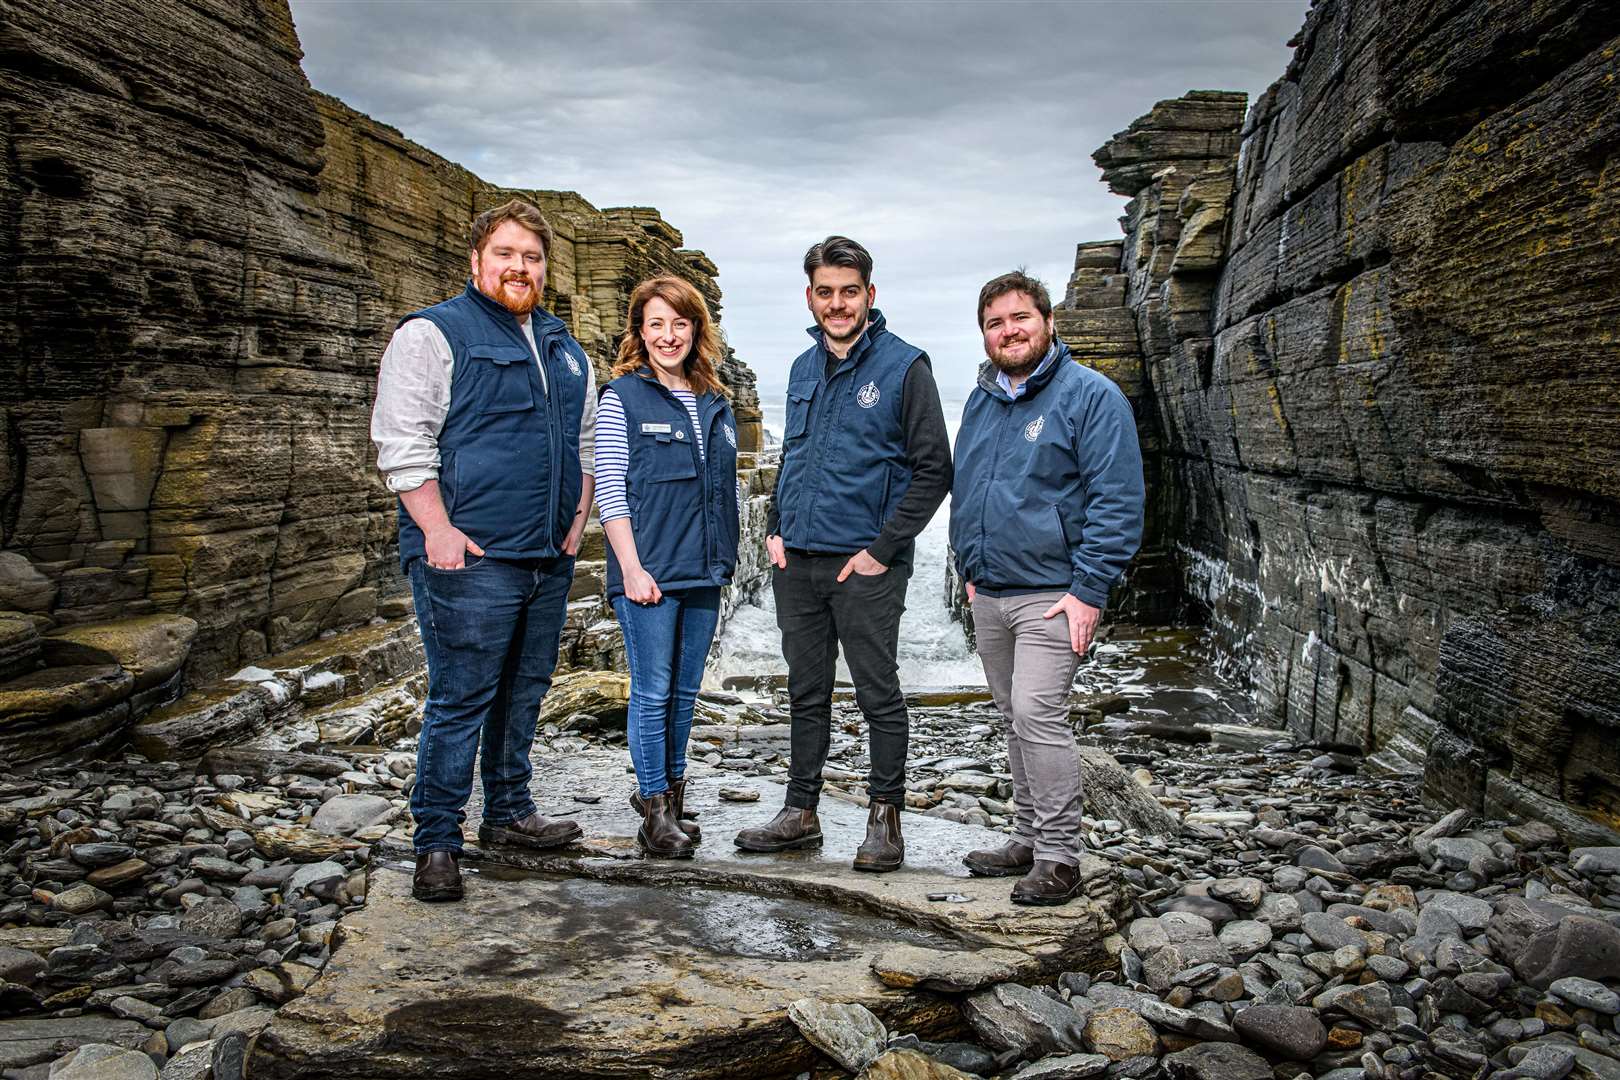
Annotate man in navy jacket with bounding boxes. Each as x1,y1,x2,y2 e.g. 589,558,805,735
949,270,1144,905
371,200,597,902
734,236,951,872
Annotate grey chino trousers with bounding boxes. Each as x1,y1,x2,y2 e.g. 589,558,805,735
971,590,1084,866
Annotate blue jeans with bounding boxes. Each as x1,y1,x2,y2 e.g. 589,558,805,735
408,554,575,853
610,586,721,798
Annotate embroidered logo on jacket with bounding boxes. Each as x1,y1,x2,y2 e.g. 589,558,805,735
564,350,582,377
856,381,881,409
723,424,737,448
1024,415,1045,442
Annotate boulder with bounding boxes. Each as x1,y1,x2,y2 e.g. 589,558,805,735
1231,1004,1327,1060
860,1049,978,1080
539,670,630,731
964,984,1088,1057
308,793,394,837
46,1044,157,1080
1163,1042,1272,1080
0,552,55,612
1078,747,1180,837
42,616,198,691
0,615,41,682
786,999,886,1073
1083,1008,1158,1061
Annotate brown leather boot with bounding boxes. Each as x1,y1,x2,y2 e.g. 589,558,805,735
852,801,904,873
963,839,1035,878
1010,859,1083,906
412,850,463,902
629,778,700,842
638,791,696,859
733,806,822,852
477,811,582,851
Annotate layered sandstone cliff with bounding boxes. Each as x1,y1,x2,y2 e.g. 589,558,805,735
0,0,764,762
1057,0,1620,840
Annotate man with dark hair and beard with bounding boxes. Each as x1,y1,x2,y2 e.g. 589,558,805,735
371,199,596,902
734,235,952,872
949,270,1144,905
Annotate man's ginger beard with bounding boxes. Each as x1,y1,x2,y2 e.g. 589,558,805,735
988,322,1053,380
490,268,541,317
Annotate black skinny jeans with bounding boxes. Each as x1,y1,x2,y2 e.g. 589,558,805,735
773,550,911,808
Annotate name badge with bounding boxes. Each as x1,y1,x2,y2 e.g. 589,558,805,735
640,422,673,435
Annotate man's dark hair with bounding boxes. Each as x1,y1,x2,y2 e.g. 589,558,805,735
803,235,874,286
977,269,1053,327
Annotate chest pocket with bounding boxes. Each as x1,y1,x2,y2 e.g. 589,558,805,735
637,431,699,482
785,380,818,440
466,344,535,414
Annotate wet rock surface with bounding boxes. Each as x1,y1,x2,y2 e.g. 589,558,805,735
9,668,1619,1080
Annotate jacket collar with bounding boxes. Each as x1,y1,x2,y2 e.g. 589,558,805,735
463,279,565,337
976,338,1071,402
631,365,719,410
807,308,889,373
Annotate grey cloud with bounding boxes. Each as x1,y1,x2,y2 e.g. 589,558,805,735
290,0,1309,389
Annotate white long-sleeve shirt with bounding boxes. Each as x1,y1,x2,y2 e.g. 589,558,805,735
371,318,596,492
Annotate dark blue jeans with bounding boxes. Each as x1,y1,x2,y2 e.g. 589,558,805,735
610,586,721,798
408,554,575,853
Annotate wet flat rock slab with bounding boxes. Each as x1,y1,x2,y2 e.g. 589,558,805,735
252,755,1129,1079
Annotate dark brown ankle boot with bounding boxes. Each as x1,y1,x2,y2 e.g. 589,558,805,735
638,791,695,859
963,839,1035,878
630,780,700,841
669,777,701,843
733,806,822,852
852,801,904,873
1010,859,1082,906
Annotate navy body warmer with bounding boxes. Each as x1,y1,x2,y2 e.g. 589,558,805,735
395,281,588,570
603,371,740,600
775,309,924,554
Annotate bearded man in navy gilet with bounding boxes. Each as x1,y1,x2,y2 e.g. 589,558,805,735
734,236,952,872
370,200,597,902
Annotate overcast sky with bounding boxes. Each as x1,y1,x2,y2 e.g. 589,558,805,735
289,0,1308,394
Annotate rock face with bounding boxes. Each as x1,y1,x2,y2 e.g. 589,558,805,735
1060,1,1620,839
0,0,766,759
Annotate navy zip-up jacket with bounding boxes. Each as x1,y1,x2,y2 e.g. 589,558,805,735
775,310,925,554
949,340,1145,609
601,370,740,600
394,281,587,570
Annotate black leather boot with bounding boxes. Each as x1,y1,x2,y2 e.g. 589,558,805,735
412,850,463,902
852,801,904,873
733,806,822,852
1010,859,1083,906
963,839,1035,878
639,791,696,859
630,778,700,842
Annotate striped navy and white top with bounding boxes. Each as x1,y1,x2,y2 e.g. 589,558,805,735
594,386,706,522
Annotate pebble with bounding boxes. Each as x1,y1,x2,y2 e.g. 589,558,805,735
7,659,1620,1080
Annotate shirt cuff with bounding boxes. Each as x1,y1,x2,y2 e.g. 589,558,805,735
384,467,437,493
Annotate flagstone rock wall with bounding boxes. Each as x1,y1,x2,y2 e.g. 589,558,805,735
1063,0,1620,840
0,0,764,761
